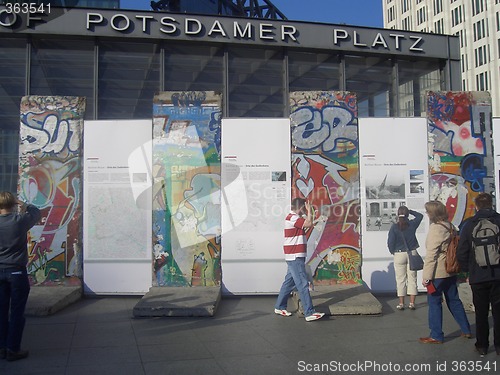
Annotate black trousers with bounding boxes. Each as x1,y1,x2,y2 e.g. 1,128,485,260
471,280,500,350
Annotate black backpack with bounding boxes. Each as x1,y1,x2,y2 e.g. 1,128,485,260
472,218,500,267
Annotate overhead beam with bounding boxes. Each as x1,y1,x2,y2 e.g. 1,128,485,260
151,0,287,20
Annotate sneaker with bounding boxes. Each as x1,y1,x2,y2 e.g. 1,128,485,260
6,349,29,362
305,312,325,321
460,333,472,339
408,303,416,310
396,304,405,310
475,346,488,356
274,308,292,317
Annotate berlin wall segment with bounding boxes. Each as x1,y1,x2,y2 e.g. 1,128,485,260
290,91,361,286
18,96,86,286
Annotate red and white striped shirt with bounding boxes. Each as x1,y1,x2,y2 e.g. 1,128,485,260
283,211,307,260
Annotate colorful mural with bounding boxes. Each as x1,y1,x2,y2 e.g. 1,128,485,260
18,96,85,286
290,91,361,285
152,91,222,287
427,91,494,227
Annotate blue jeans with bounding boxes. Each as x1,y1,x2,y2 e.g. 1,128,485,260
427,276,471,342
0,267,30,352
275,257,315,317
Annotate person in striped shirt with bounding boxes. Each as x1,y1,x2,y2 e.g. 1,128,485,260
274,198,325,322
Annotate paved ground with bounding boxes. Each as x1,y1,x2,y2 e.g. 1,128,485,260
2,294,498,375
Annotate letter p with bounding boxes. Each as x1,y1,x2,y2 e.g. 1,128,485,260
333,29,349,45
87,12,104,30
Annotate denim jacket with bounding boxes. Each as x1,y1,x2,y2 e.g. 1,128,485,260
387,210,424,254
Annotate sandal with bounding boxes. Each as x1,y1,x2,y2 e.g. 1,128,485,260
396,303,405,310
408,303,416,310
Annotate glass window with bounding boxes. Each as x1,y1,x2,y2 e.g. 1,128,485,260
31,37,95,119
164,43,223,92
345,55,393,117
434,0,443,15
98,40,160,119
0,37,26,131
228,46,284,117
0,37,25,192
398,59,442,116
0,129,19,192
288,51,340,92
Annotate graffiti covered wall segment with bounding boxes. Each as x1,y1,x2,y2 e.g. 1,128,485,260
153,91,222,287
427,91,494,226
18,96,86,285
290,91,361,285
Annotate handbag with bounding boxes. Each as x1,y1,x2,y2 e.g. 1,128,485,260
399,229,424,271
408,249,424,271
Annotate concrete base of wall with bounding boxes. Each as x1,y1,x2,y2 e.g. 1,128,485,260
291,284,383,316
133,286,221,317
26,285,83,316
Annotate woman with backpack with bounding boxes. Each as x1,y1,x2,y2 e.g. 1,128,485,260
419,200,471,344
387,205,423,310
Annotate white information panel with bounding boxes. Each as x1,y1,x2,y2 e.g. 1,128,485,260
83,120,152,294
493,119,500,210
221,118,290,294
359,118,429,292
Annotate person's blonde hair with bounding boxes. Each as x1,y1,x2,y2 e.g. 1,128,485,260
424,200,449,223
0,191,17,210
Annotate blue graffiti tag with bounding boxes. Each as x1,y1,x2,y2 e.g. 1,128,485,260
428,121,455,156
428,94,454,122
461,153,487,192
290,105,357,154
209,111,222,155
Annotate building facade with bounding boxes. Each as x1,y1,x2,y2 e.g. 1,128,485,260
0,5,460,193
0,5,465,289
383,0,500,115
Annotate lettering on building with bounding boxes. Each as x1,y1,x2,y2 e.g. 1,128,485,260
0,7,433,54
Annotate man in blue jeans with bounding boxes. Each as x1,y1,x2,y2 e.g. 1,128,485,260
274,198,324,322
0,191,41,361
457,193,500,356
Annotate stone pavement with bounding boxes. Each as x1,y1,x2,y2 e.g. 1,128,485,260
5,291,498,375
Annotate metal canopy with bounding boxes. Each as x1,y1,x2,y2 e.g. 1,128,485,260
151,0,287,20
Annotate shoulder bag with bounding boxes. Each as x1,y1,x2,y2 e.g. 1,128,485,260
399,229,424,271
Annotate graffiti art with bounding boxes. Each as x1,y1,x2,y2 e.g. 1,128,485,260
290,91,361,285
152,91,222,286
18,95,85,286
427,91,494,226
